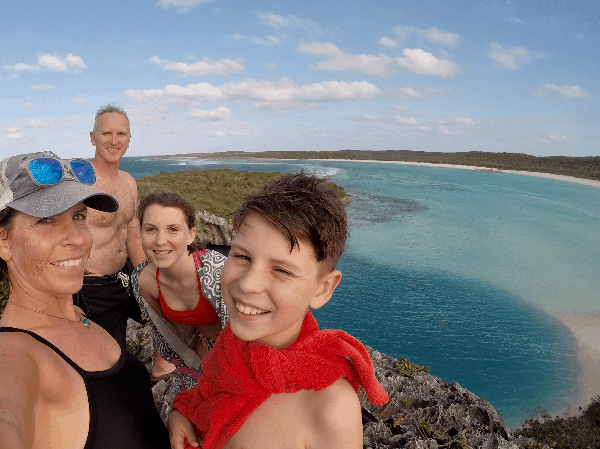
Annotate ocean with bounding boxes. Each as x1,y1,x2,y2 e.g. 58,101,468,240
121,156,600,428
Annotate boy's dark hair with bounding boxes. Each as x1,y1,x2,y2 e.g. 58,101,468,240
138,192,198,254
232,173,348,272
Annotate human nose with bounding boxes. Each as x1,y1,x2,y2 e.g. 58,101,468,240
237,262,266,294
156,229,167,245
109,132,118,145
62,222,87,246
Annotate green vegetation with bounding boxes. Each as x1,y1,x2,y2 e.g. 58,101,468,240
515,396,600,449
396,356,430,376
167,150,600,181
136,168,351,218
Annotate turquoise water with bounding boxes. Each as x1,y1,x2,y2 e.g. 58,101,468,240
122,157,600,428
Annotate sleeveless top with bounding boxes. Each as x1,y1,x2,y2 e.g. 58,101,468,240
0,327,170,449
156,267,220,326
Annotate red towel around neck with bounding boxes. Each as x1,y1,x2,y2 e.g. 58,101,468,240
172,311,389,449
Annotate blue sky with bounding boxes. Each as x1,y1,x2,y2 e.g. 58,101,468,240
1,0,598,159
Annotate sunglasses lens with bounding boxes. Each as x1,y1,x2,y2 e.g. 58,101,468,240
29,158,63,185
70,160,96,185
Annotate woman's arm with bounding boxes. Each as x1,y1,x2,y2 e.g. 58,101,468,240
0,339,39,449
136,263,165,318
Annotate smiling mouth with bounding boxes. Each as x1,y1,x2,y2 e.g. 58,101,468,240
52,258,83,267
153,250,172,256
235,299,270,316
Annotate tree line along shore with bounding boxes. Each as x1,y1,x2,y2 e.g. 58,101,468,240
159,150,600,182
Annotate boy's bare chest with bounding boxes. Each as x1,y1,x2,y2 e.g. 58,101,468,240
224,391,310,449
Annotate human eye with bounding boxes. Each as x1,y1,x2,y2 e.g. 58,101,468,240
73,212,87,221
168,226,180,233
231,252,250,262
143,225,156,233
37,217,52,225
273,267,293,277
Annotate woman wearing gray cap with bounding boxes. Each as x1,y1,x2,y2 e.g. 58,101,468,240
0,152,170,449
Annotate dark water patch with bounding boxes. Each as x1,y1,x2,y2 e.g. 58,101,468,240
347,192,427,226
312,253,578,429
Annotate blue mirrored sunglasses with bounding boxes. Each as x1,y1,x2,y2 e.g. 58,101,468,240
0,156,96,198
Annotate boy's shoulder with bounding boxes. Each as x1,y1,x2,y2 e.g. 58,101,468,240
225,378,362,449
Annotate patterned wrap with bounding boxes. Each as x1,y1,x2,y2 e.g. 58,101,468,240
131,249,229,400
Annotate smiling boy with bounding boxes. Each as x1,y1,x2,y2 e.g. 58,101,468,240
168,173,389,449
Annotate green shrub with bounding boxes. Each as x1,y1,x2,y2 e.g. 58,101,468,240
516,396,600,449
396,356,430,376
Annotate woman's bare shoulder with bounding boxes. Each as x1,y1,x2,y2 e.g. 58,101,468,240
137,262,158,298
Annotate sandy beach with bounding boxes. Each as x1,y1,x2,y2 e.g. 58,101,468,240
302,159,600,189
554,312,600,414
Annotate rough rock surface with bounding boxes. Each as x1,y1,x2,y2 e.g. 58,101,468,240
126,320,547,448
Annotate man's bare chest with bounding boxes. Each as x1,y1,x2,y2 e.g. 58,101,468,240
89,179,136,228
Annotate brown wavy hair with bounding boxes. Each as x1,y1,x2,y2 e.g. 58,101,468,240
232,173,348,273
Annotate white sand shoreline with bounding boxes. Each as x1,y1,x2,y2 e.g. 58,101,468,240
302,159,600,189
553,312,600,415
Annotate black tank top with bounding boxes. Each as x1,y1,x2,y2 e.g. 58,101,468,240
0,327,170,449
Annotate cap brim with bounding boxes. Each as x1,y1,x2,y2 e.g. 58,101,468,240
8,180,119,218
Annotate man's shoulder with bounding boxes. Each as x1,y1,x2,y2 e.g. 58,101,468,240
117,169,138,191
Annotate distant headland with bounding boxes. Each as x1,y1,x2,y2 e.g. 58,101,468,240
151,150,600,185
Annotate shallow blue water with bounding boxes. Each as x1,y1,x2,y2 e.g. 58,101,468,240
121,157,600,428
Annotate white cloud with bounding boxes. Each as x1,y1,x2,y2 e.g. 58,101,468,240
254,11,322,34
539,84,588,99
394,26,460,47
126,83,224,104
5,63,39,71
550,133,569,141
26,120,55,128
149,55,244,76
38,53,86,72
395,116,419,126
6,127,21,140
31,84,54,90
190,106,231,121
214,131,226,138
379,37,398,48
299,43,460,77
438,125,452,135
73,98,87,105
384,86,452,100
250,35,282,46
456,117,475,125
127,77,381,110
396,48,460,77
7,54,85,72
509,17,526,25
23,102,35,108
230,33,245,40
487,44,530,70
155,0,213,13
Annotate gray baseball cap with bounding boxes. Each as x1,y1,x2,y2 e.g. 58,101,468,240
0,151,119,220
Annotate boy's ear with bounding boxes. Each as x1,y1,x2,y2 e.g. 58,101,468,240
309,270,342,310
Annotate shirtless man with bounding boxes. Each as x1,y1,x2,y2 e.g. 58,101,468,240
73,104,147,347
